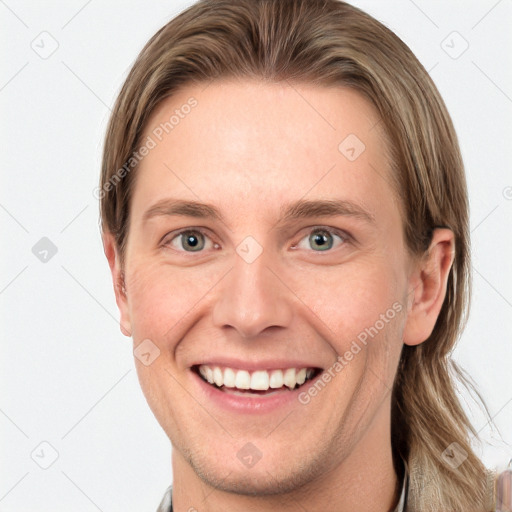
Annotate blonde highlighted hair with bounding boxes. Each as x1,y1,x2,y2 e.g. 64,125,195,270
100,0,497,509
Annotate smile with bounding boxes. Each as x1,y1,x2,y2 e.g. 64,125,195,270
194,364,321,394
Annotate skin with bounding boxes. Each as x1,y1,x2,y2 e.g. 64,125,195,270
103,79,454,512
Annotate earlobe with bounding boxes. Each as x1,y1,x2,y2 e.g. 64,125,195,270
402,228,455,347
102,231,132,337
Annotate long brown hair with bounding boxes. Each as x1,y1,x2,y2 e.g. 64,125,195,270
99,1,496,509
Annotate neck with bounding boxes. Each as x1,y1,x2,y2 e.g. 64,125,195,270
171,406,401,512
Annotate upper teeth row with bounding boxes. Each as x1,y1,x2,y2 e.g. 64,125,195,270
198,365,315,391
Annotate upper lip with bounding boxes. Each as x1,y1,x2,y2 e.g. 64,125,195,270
191,358,324,372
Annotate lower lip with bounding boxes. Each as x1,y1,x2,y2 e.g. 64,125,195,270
190,369,317,414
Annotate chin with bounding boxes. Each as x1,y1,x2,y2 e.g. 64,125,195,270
183,444,325,497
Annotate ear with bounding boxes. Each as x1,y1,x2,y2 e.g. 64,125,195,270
403,228,455,346
102,231,132,337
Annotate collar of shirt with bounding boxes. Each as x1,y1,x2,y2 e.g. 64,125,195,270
157,459,409,512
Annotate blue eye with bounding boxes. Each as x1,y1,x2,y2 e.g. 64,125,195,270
166,229,212,252
296,228,347,252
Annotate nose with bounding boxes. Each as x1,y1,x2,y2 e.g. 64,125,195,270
212,249,294,339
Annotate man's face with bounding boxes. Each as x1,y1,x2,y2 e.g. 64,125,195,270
119,80,413,494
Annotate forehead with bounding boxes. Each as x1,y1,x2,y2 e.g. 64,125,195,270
131,79,397,227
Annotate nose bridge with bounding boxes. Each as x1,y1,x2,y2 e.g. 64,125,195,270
212,244,293,338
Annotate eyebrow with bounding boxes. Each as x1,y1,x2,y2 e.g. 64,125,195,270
142,198,375,225
279,198,375,225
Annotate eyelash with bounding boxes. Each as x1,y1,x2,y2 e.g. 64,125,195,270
161,226,350,254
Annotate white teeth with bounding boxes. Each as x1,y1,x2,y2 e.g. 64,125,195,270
283,368,296,389
234,370,251,389
296,368,307,386
213,367,223,387
199,365,214,385
224,367,236,388
250,370,269,390
269,369,284,388
197,365,316,391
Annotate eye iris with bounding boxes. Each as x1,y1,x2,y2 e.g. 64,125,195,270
310,230,333,251
182,231,204,251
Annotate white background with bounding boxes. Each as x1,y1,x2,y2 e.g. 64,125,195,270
1,0,511,510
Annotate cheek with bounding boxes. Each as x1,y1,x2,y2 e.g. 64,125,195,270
290,257,406,346
125,259,224,342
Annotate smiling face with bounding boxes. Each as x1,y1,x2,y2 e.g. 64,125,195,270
106,79,419,497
